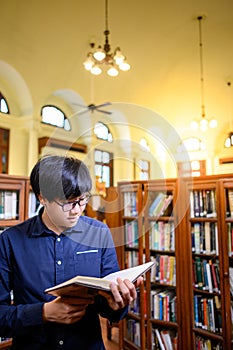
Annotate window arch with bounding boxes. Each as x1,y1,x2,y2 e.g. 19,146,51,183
177,137,206,177
41,105,71,131
0,92,9,114
140,138,150,152
94,122,112,142
177,137,205,153
224,132,233,148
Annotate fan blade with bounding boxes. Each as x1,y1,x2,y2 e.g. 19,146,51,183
96,109,112,115
71,102,87,108
95,102,111,108
76,108,89,116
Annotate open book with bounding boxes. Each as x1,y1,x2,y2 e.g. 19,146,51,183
44,261,155,297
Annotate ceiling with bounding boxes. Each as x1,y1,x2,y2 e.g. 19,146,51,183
0,0,233,153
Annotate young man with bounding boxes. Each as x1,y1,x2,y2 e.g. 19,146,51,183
0,155,143,350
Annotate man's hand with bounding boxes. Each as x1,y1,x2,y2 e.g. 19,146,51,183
98,276,144,310
42,295,94,324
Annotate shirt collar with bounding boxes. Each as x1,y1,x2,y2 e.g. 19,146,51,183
30,207,86,237
30,207,56,237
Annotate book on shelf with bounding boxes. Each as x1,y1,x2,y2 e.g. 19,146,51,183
149,193,173,217
0,191,18,220
190,189,217,218
160,329,173,350
154,329,166,350
45,261,155,297
227,189,233,217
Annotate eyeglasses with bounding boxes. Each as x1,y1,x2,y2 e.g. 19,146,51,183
54,193,91,212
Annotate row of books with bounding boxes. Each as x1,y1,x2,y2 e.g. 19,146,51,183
229,267,233,296
195,336,223,350
129,291,141,315
226,188,233,217
149,221,175,251
28,191,41,218
124,250,140,268
193,257,220,293
148,192,173,218
124,220,139,248
123,192,138,216
151,255,176,286
129,289,147,319
152,328,177,350
125,319,140,347
227,222,233,256
190,189,216,218
194,295,222,333
0,190,19,220
191,222,218,255
151,289,177,322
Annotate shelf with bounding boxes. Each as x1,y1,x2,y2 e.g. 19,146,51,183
0,339,12,350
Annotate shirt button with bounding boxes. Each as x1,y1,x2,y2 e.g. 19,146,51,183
57,260,62,265
57,237,61,242
59,340,64,345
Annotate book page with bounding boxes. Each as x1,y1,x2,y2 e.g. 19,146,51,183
103,261,155,283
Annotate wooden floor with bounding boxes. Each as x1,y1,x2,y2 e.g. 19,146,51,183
100,317,119,350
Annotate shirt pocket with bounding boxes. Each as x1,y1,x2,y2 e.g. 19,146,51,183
73,249,101,277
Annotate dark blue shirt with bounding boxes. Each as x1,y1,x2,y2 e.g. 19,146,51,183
0,209,127,350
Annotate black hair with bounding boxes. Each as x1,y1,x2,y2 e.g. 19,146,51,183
30,155,92,202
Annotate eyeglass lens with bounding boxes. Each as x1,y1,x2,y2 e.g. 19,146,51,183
63,195,90,212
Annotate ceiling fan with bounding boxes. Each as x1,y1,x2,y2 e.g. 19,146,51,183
73,102,112,116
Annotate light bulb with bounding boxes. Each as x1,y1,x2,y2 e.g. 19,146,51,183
119,61,130,71
107,66,119,77
91,65,102,75
199,118,208,132
83,56,94,71
93,46,106,61
209,118,218,128
114,48,125,65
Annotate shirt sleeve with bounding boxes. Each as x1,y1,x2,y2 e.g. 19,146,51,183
0,232,44,337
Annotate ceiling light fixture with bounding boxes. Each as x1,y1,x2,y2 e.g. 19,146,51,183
83,0,130,77
190,15,217,132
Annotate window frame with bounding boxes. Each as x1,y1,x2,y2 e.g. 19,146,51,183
94,149,113,188
94,122,112,142
41,105,71,131
0,92,10,114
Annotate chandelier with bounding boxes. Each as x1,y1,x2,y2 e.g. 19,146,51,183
190,15,217,132
83,0,130,77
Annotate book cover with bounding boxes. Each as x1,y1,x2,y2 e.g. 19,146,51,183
161,329,173,350
45,261,155,297
149,193,173,218
154,329,165,350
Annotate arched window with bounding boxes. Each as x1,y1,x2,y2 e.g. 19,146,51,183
177,137,206,177
224,133,233,148
94,149,113,188
0,92,9,114
140,138,150,152
94,122,112,142
177,137,205,153
41,105,71,131
138,159,150,180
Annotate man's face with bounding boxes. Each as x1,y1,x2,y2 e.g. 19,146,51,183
41,195,90,234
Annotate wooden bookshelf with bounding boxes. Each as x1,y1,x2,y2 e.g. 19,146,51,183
0,175,34,350
0,174,26,227
118,176,233,350
144,179,181,350
118,181,146,350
